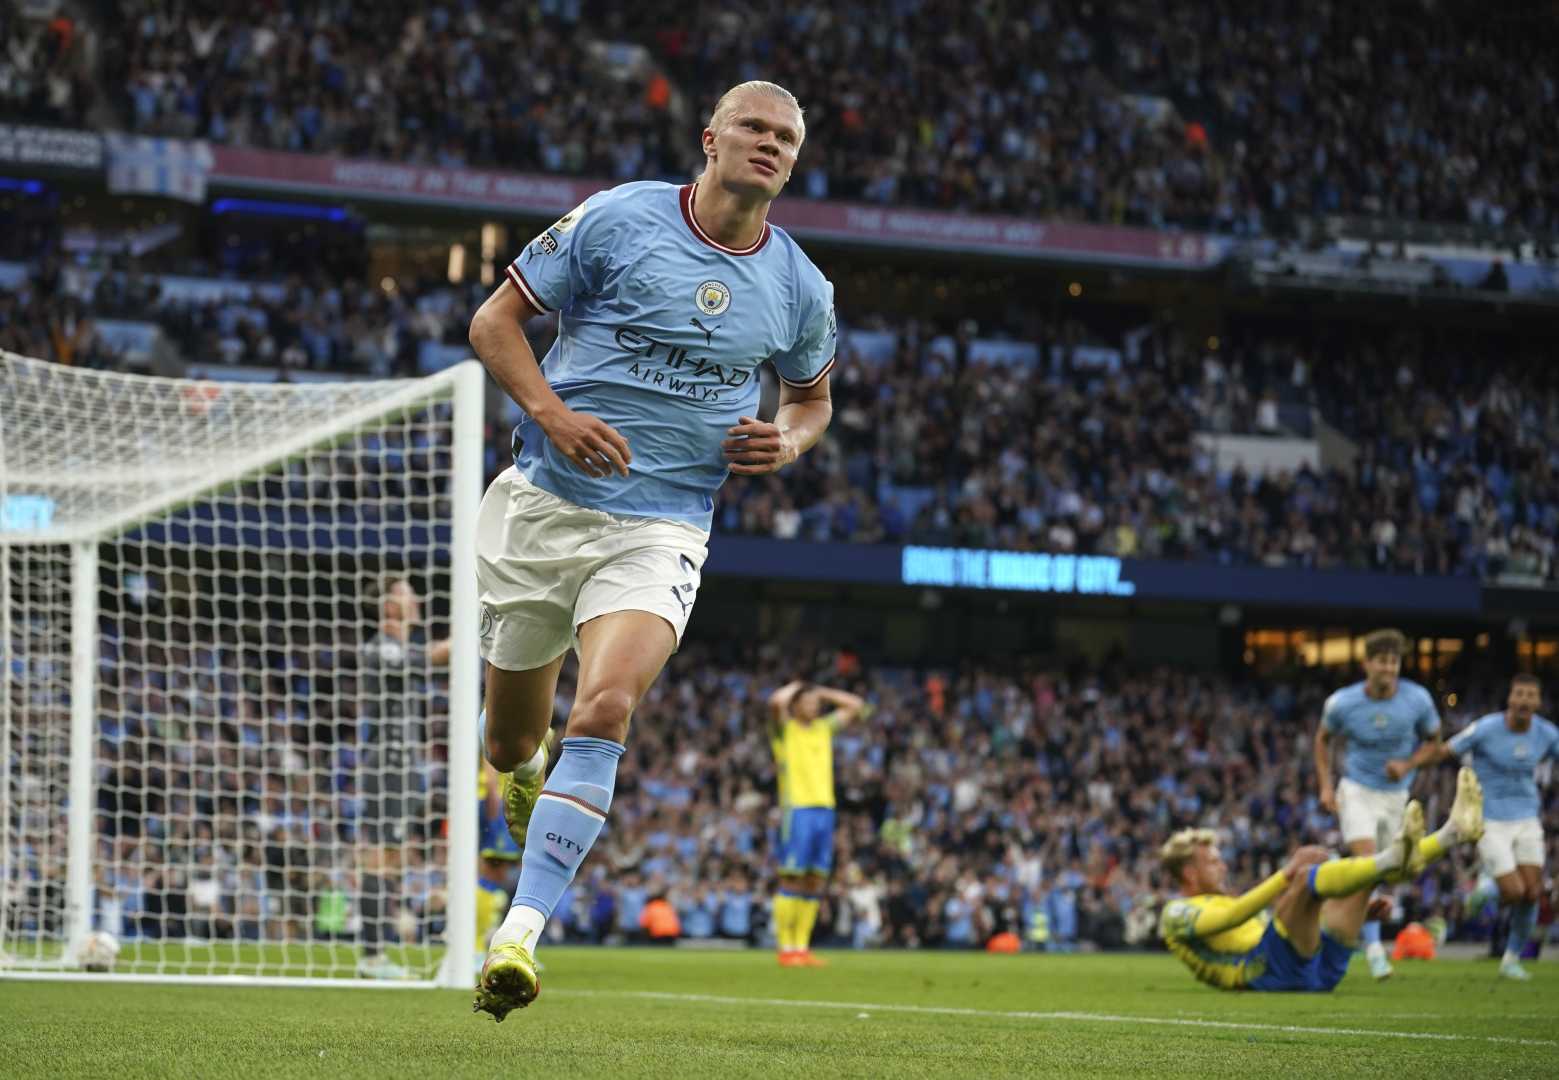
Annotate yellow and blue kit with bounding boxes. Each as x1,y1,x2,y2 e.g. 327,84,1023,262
772,711,841,874
1158,878,1353,991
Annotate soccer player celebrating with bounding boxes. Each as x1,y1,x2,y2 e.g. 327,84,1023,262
467,80,836,1021
1312,628,1442,979
766,679,870,967
1389,674,1559,981
1158,768,1483,991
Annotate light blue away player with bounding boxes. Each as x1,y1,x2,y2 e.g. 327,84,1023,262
1322,678,1440,795
471,81,838,1023
1313,629,1440,981
1433,675,1557,980
504,179,836,528
1448,710,1559,824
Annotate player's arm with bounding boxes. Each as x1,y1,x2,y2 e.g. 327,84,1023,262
723,376,832,476
767,680,804,739
1313,721,1340,814
814,686,871,729
1185,848,1325,939
1385,692,1445,781
1386,738,1452,778
427,638,452,666
468,278,630,479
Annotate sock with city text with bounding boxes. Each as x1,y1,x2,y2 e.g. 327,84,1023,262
492,737,624,951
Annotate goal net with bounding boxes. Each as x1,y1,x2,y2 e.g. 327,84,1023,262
0,351,482,988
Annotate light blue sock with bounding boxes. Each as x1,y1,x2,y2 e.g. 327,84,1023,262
478,709,488,760
1361,920,1382,947
1506,902,1538,960
511,737,624,919
1467,873,1496,911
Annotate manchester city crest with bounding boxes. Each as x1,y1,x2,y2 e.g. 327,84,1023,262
695,280,731,317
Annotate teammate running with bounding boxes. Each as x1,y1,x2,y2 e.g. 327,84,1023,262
1313,628,1442,979
469,80,836,1020
1391,674,1558,980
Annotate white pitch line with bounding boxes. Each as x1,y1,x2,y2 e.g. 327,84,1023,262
552,989,1558,1048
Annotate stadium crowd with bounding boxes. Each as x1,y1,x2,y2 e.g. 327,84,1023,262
715,317,1559,584
88,1,1559,236
7,229,1557,586
7,616,1551,955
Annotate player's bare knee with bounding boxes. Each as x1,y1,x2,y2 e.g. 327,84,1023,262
1523,881,1541,905
567,686,636,742
1498,879,1526,905
484,727,541,773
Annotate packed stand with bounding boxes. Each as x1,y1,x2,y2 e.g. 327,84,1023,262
92,1,1559,236
715,315,1559,583
99,0,686,180
0,6,97,128
8,624,1548,954
13,229,1557,585
1101,0,1559,238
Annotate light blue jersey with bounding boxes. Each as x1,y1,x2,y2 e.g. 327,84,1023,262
1321,679,1439,791
1447,712,1559,821
504,180,836,529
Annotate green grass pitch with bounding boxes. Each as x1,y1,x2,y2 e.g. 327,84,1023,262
4,948,1556,1079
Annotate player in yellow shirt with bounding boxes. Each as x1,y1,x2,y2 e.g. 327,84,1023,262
1158,767,1484,990
767,679,870,968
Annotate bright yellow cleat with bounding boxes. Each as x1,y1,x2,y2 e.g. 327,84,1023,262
1449,766,1485,844
1386,799,1426,883
501,729,554,849
472,940,540,1022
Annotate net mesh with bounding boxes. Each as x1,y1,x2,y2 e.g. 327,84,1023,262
2,351,467,982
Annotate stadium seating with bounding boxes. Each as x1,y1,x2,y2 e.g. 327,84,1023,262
91,1,1559,237
44,636,1521,952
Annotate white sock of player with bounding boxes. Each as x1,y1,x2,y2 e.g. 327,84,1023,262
491,903,547,954
513,742,546,780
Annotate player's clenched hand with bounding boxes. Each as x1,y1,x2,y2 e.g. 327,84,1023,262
1282,845,1329,880
537,405,631,478
1383,759,1410,782
1318,784,1337,814
723,416,797,475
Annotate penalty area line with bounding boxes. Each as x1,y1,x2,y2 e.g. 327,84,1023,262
552,989,1557,1048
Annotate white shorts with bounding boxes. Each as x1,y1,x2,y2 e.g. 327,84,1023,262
475,467,708,671
1477,817,1545,879
1336,778,1410,847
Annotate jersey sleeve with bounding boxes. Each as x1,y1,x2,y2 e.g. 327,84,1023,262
1321,690,1347,734
772,274,836,389
1446,717,1484,757
505,192,617,315
1158,898,1200,944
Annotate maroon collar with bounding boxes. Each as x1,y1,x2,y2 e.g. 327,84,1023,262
680,182,771,256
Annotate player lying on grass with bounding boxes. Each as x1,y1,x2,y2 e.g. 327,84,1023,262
1158,767,1484,991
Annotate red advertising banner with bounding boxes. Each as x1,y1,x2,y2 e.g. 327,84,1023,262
209,145,1222,267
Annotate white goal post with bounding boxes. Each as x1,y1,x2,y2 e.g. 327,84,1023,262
1,351,483,988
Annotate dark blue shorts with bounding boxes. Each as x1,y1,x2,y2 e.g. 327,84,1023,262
781,806,835,875
1246,921,1353,992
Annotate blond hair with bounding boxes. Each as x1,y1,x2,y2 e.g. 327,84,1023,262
1159,828,1217,884
707,80,805,144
